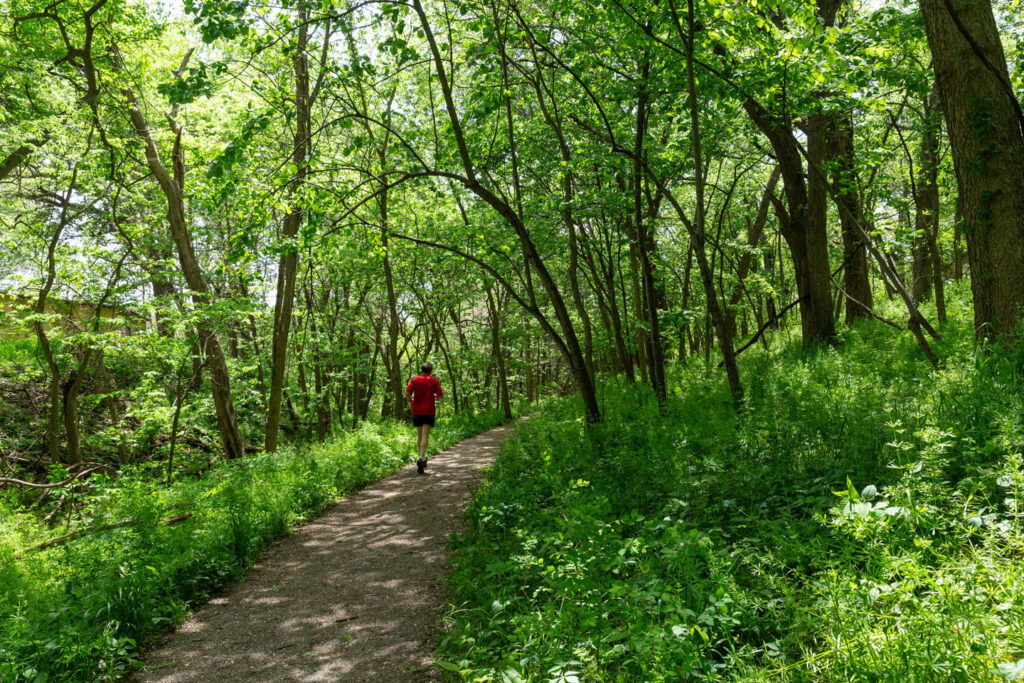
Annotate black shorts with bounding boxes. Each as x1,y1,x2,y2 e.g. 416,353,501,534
412,414,436,427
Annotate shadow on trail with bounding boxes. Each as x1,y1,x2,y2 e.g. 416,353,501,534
130,422,516,683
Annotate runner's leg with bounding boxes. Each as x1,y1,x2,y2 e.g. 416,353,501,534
421,424,432,460
415,423,427,472
417,424,427,461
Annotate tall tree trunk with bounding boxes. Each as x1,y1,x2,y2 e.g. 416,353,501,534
828,115,874,323
628,235,649,383
526,41,596,382
486,289,513,420
33,174,76,464
680,0,743,403
267,12,311,452
123,69,246,461
381,204,406,419
920,0,1024,342
632,59,667,407
736,0,841,347
919,87,946,322
745,99,837,347
806,105,835,320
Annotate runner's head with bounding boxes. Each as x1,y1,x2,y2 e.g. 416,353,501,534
421,361,433,375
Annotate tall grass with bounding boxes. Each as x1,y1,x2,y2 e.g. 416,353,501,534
438,306,1024,681
0,409,509,682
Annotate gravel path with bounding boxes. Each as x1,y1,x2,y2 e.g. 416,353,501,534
130,421,517,682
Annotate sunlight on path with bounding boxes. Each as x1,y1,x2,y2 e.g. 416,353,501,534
130,421,520,683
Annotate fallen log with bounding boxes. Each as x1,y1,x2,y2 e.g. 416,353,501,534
20,513,194,555
0,465,105,490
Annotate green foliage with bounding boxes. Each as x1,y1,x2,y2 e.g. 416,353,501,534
0,410,508,682
439,316,1024,681
183,0,252,43
156,61,226,105
0,337,38,366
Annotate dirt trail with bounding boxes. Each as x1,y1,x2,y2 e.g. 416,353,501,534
131,421,518,682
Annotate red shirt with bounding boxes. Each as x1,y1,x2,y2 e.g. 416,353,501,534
406,374,443,415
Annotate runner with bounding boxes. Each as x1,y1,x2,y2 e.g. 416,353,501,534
406,361,443,474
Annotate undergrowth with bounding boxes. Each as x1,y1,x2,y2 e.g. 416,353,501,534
439,308,1024,681
0,409,508,682
0,337,38,366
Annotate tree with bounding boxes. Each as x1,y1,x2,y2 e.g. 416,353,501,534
919,0,1024,343
121,52,247,461
407,0,602,422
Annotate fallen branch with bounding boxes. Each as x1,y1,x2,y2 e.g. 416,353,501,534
21,513,194,554
41,492,68,525
0,465,105,490
3,453,54,469
29,487,50,508
718,296,805,369
829,275,904,332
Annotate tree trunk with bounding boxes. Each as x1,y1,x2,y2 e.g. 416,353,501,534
920,0,1024,342
34,246,65,464
632,61,667,407
98,361,130,466
523,7,597,383
911,227,933,303
123,77,246,461
486,289,513,419
680,0,743,403
806,105,835,325
266,12,311,451
745,98,837,347
828,115,874,324
737,0,841,347
61,360,87,467
919,87,946,321
381,212,406,419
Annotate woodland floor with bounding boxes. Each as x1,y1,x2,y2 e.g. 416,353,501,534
127,420,519,683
